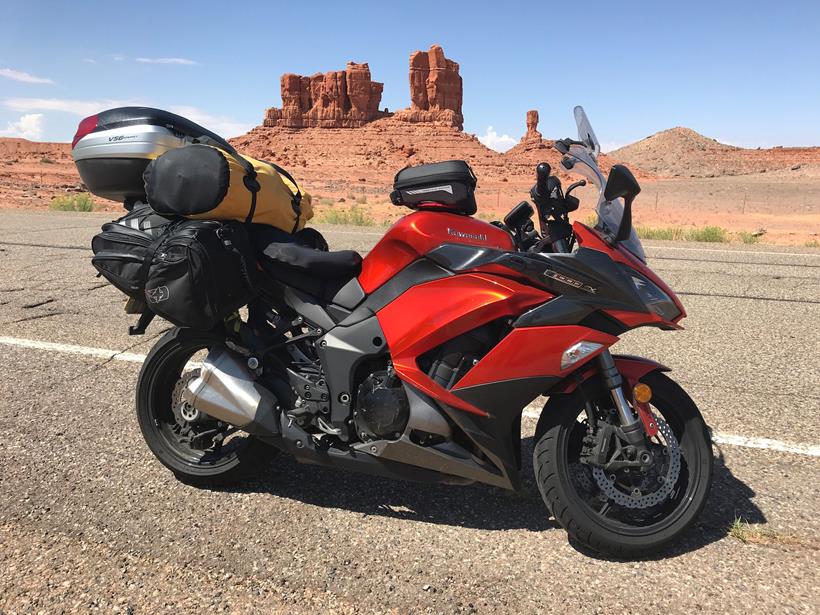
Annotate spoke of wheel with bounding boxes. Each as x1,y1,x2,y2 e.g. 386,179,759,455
598,501,612,517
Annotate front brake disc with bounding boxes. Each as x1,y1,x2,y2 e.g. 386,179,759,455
592,418,681,509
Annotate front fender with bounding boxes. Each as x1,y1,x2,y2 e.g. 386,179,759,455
547,354,670,395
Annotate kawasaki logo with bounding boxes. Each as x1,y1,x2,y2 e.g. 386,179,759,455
448,228,487,242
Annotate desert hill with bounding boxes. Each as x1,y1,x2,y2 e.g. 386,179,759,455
0,138,70,160
610,127,820,177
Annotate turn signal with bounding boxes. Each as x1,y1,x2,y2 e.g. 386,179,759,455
633,383,652,404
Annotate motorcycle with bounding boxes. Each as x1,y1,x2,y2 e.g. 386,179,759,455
135,106,713,557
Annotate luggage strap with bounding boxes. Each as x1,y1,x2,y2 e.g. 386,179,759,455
193,135,302,231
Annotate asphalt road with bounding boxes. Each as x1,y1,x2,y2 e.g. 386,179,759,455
1,209,819,613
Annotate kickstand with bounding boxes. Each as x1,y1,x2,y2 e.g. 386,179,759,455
129,311,155,336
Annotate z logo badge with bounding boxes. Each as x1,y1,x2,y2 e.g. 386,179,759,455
543,269,597,294
146,286,170,304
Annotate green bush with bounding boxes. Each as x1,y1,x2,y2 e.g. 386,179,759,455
635,225,728,243
49,193,95,212
315,205,375,226
737,231,760,244
635,226,685,241
686,226,728,243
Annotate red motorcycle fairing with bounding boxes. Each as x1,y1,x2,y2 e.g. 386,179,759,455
549,354,670,396
359,211,515,293
573,222,686,327
453,325,618,392
375,272,552,416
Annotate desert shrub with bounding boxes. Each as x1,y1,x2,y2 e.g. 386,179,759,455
355,194,368,205
49,193,94,212
634,225,728,243
40,157,56,164
635,226,685,240
316,205,375,226
685,226,728,243
737,231,760,244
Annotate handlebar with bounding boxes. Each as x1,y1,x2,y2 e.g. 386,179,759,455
534,163,551,199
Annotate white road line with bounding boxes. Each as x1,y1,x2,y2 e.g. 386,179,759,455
0,336,146,363
2,335,818,458
644,245,820,258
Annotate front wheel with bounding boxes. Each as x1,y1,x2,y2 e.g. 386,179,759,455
533,371,712,557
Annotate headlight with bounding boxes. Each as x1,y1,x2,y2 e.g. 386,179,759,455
624,269,681,321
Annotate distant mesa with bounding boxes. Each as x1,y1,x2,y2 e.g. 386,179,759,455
262,45,463,130
264,62,387,129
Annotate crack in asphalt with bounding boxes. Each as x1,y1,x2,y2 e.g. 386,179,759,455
22,298,55,309
11,312,66,324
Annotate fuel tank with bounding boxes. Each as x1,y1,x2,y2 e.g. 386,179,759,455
359,211,514,293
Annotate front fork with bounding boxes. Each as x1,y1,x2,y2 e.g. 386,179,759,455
597,350,652,453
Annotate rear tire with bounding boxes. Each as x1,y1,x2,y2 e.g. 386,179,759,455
136,327,277,486
533,372,712,557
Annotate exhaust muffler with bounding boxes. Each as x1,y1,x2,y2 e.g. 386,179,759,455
183,346,280,436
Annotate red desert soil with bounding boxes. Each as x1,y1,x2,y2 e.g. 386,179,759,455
1,128,818,245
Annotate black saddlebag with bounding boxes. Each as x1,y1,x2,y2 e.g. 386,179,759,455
91,207,257,330
91,204,179,299
390,160,477,215
144,220,257,330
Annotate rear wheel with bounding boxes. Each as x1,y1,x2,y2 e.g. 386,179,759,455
533,372,712,557
136,327,277,486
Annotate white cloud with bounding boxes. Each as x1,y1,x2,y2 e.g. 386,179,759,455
0,113,45,140
136,57,197,65
0,68,54,85
478,126,517,152
112,55,125,62
3,98,251,140
5,97,135,116
168,106,252,137
82,58,97,64
600,141,625,153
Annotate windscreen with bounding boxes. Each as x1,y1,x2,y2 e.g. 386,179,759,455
565,107,646,261
574,106,601,159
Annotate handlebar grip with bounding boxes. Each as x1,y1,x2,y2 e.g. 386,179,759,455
535,163,551,198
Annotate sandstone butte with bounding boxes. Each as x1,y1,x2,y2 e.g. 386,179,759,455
263,44,464,130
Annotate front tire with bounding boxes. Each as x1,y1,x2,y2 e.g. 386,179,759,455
533,372,712,557
136,327,277,486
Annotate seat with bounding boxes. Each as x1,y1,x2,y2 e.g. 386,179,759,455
261,242,362,281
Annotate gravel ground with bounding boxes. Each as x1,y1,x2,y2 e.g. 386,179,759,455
1,211,819,613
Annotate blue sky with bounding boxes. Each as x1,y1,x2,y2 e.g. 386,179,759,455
1,0,818,151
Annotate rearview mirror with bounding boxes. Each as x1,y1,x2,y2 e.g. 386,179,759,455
604,165,641,243
604,164,641,202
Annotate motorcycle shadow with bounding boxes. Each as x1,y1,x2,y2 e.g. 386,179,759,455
225,435,557,533
221,439,763,553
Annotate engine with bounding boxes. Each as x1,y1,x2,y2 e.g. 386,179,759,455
353,369,410,442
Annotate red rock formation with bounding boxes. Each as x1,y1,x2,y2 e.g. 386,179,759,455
265,62,385,128
524,110,542,142
394,45,463,129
